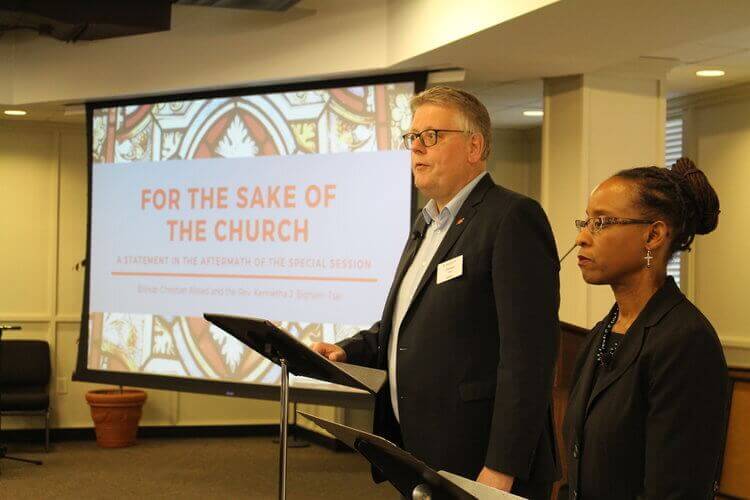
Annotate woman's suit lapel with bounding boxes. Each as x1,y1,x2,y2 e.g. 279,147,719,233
583,278,685,421
584,315,648,420
568,320,605,435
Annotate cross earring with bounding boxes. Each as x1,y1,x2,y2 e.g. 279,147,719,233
645,249,653,269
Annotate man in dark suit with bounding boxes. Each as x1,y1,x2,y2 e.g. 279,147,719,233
313,86,560,498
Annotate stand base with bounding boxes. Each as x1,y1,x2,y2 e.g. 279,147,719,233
0,445,43,466
272,435,310,448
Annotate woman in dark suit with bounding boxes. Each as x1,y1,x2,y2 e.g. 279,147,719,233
563,158,728,500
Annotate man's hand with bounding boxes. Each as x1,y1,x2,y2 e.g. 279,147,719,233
476,466,514,492
311,342,347,362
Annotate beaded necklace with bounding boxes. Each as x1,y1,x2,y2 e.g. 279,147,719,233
595,306,621,369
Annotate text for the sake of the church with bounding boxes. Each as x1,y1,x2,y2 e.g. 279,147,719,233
139,185,337,242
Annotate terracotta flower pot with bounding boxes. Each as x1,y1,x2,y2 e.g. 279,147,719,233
85,389,147,448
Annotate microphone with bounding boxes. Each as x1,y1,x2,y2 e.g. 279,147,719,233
559,242,577,264
411,227,425,241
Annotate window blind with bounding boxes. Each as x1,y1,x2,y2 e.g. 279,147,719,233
665,118,683,287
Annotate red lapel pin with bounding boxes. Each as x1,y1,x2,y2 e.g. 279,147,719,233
456,218,464,225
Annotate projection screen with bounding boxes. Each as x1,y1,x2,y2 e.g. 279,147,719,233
74,73,426,406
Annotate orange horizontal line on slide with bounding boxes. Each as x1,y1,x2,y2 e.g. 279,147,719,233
111,271,377,283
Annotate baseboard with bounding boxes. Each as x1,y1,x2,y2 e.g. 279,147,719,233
0,424,350,452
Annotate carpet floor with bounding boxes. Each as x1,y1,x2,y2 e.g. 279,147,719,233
0,436,394,499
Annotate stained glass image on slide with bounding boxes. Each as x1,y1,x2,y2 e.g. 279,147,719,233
88,312,367,384
91,84,414,164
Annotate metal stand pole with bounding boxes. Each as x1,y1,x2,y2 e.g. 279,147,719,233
278,358,289,500
273,400,310,448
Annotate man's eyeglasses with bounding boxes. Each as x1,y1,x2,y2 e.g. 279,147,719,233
401,129,467,149
574,216,654,235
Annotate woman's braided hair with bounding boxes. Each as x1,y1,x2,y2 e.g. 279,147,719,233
615,157,720,255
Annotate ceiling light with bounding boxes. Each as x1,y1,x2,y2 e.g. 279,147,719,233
696,70,725,77
523,110,544,117
3,109,27,116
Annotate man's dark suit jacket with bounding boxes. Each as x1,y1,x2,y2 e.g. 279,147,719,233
562,277,728,500
338,174,561,485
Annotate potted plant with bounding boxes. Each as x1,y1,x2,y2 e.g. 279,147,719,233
85,386,147,448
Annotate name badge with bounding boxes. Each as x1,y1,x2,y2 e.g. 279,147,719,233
437,255,463,284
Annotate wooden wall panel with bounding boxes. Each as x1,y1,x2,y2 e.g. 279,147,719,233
719,370,750,498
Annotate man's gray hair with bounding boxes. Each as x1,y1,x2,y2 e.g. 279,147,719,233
410,86,492,160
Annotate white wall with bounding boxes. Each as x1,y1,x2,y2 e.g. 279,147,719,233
489,127,541,201
489,128,531,198
679,84,750,366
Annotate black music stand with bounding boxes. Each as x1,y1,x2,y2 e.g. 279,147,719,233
299,412,525,500
0,325,43,473
204,313,386,500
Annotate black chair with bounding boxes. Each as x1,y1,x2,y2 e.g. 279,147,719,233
0,340,51,451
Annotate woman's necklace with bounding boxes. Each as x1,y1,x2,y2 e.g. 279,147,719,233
595,305,621,369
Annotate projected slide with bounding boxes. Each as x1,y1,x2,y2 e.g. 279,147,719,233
85,81,415,391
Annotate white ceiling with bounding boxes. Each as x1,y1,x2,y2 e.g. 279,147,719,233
403,0,750,127
655,25,750,96
2,0,750,128
456,79,544,129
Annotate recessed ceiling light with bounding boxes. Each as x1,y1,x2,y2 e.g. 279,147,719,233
696,70,725,77
3,109,27,116
523,110,544,117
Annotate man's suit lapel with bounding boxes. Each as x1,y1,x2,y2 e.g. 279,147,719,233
377,214,429,357
400,175,494,331
392,215,429,292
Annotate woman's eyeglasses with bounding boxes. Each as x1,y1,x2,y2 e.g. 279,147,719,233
574,216,654,235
